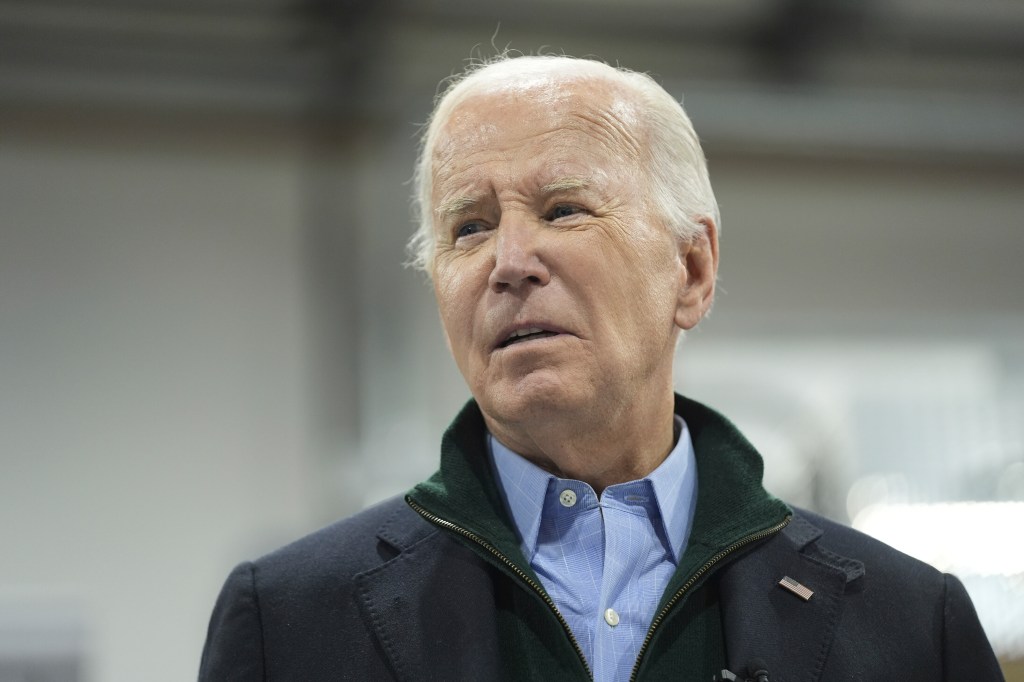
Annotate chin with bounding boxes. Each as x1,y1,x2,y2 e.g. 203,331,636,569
478,372,590,426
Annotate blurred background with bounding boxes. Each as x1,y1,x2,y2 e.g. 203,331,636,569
1,0,1022,679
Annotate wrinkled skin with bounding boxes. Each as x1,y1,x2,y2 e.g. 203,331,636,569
430,73,718,491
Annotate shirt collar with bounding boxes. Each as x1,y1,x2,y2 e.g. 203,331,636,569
489,414,698,563
488,435,550,561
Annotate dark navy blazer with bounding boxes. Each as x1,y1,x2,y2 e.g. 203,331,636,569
200,498,1003,681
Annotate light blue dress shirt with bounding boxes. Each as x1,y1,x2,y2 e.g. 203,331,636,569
489,415,698,682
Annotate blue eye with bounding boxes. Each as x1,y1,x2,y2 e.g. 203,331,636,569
456,222,484,239
548,205,580,220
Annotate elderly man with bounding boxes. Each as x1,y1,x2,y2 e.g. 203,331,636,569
200,56,1002,681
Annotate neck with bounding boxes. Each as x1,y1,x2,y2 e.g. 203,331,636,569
483,387,677,494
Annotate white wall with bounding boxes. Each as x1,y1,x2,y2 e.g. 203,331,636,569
0,118,316,681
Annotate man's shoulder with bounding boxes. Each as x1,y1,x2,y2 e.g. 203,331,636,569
250,495,435,587
788,507,948,592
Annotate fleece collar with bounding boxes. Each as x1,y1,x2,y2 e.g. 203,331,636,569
406,393,791,583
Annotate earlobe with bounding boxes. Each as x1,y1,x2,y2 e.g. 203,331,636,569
674,217,719,330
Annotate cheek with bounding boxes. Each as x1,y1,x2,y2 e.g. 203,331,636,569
613,240,681,331
434,274,478,358
434,253,492,322
432,260,459,305
595,228,677,293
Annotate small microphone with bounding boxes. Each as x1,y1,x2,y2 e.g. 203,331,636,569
747,658,770,682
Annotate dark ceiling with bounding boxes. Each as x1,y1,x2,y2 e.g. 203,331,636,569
2,0,1022,161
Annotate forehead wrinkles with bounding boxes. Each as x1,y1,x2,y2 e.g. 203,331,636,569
569,96,644,164
430,83,647,198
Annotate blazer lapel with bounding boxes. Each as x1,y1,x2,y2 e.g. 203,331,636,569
719,514,864,682
353,504,502,681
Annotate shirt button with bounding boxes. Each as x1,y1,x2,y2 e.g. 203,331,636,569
559,489,577,507
604,608,620,627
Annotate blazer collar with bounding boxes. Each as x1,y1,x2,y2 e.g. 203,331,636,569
354,503,503,681
719,512,865,682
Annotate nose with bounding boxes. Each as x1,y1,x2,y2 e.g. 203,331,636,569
488,217,551,292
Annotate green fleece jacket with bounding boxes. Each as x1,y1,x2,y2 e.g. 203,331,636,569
407,393,791,681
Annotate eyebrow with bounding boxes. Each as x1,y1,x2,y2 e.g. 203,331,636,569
541,177,590,194
434,176,593,220
434,195,478,220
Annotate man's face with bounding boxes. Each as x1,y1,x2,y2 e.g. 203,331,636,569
429,77,699,430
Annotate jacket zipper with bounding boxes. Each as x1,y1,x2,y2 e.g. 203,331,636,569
408,496,790,682
405,495,594,680
627,515,793,682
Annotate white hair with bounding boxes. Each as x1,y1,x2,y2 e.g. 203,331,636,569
407,54,720,275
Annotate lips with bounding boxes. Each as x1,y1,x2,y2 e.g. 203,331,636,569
499,327,559,348
493,323,568,350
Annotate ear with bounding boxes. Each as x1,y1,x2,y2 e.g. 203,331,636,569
674,217,719,330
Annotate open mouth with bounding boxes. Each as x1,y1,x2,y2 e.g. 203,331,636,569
498,327,560,349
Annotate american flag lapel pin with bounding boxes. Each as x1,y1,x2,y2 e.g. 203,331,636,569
778,575,814,601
